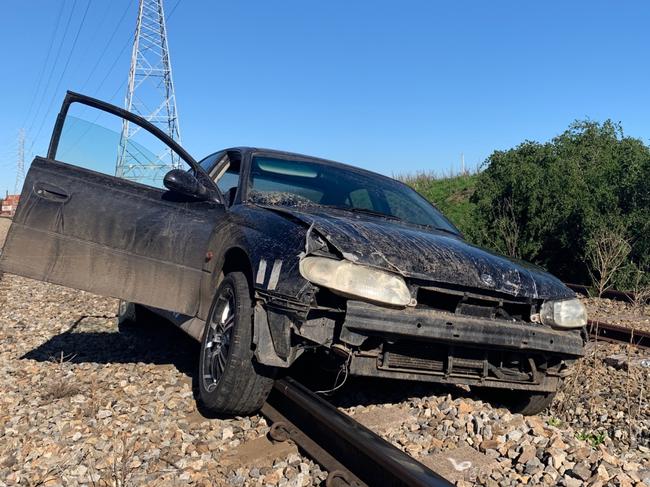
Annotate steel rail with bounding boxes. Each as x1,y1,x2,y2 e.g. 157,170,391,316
588,320,650,349
565,283,636,302
261,377,453,487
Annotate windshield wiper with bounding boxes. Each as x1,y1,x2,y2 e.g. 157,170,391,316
414,223,459,236
329,206,402,221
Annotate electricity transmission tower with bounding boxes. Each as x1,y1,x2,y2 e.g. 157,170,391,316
116,0,181,184
14,129,25,195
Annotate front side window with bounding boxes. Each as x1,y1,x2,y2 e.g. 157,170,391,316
248,155,459,234
55,103,191,189
198,151,224,174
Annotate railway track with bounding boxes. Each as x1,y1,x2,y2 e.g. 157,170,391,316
261,377,453,487
588,319,650,349
563,283,649,348
565,283,636,302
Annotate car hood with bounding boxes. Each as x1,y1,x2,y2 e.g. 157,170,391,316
262,205,573,300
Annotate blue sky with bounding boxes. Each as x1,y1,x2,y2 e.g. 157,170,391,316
0,0,648,195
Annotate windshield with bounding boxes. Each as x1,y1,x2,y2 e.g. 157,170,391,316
248,155,459,234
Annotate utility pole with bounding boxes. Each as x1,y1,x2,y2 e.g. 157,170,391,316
116,0,181,184
14,129,25,195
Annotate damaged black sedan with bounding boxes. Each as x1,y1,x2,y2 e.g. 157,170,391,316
0,92,586,416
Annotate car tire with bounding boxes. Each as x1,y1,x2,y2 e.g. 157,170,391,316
198,271,276,416
475,388,556,415
117,300,146,326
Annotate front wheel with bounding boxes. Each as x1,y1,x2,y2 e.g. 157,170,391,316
198,271,276,416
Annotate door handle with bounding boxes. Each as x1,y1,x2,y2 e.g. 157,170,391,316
34,183,69,202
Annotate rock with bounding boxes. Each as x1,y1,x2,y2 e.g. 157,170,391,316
480,439,500,451
524,456,544,475
457,401,473,415
595,464,610,482
1,273,647,487
604,354,650,371
599,445,619,466
222,427,234,440
564,475,583,487
547,448,567,470
429,437,444,450
569,462,592,481
507,429,524,442
71,464,87,476
513,444,533,464
96,409,112,419
550,436,567,450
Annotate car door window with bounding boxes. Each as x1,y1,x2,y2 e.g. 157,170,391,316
2,92,223,317
54,102,194,189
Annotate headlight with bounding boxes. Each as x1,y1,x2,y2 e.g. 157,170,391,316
299,256,412,307
540,298,587,329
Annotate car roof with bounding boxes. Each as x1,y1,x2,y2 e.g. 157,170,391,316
225,146,399,184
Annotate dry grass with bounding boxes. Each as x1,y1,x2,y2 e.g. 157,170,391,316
40,352,82,402
26,452,86,487
552,331,648,450
84,434,180,487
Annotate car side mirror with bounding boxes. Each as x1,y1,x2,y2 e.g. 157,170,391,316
163,169,213,201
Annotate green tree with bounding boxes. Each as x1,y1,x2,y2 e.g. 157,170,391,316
470,120,650,286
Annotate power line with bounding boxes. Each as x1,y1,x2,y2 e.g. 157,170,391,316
94,36,132,96
73,0,114,70
167,0,182,20
14,130,25,195
25,0,79,138
21,1,66,129
79,0,135,93
28,0,92,156
37,0,184,162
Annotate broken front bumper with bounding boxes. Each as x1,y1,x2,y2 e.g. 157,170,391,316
341,301,585,392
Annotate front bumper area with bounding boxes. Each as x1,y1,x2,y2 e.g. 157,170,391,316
343,301,585,357
340,301,585,392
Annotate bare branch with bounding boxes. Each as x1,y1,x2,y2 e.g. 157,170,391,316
586,230,631,297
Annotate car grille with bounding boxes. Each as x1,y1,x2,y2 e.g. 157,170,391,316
415,284,536,323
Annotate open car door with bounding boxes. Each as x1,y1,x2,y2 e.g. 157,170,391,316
0,91,223,316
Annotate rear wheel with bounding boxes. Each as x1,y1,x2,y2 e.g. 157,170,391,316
198,271,276,415
475,388,556,415
117,301,151,327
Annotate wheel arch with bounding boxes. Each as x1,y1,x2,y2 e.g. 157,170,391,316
197,245,255,322
222,246,255,294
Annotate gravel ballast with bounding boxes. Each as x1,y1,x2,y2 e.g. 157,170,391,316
0,270,649,486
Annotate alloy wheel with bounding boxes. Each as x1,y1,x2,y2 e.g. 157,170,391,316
202,287,235,392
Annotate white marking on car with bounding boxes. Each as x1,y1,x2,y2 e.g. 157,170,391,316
256,259,267,284
267,260,283,290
